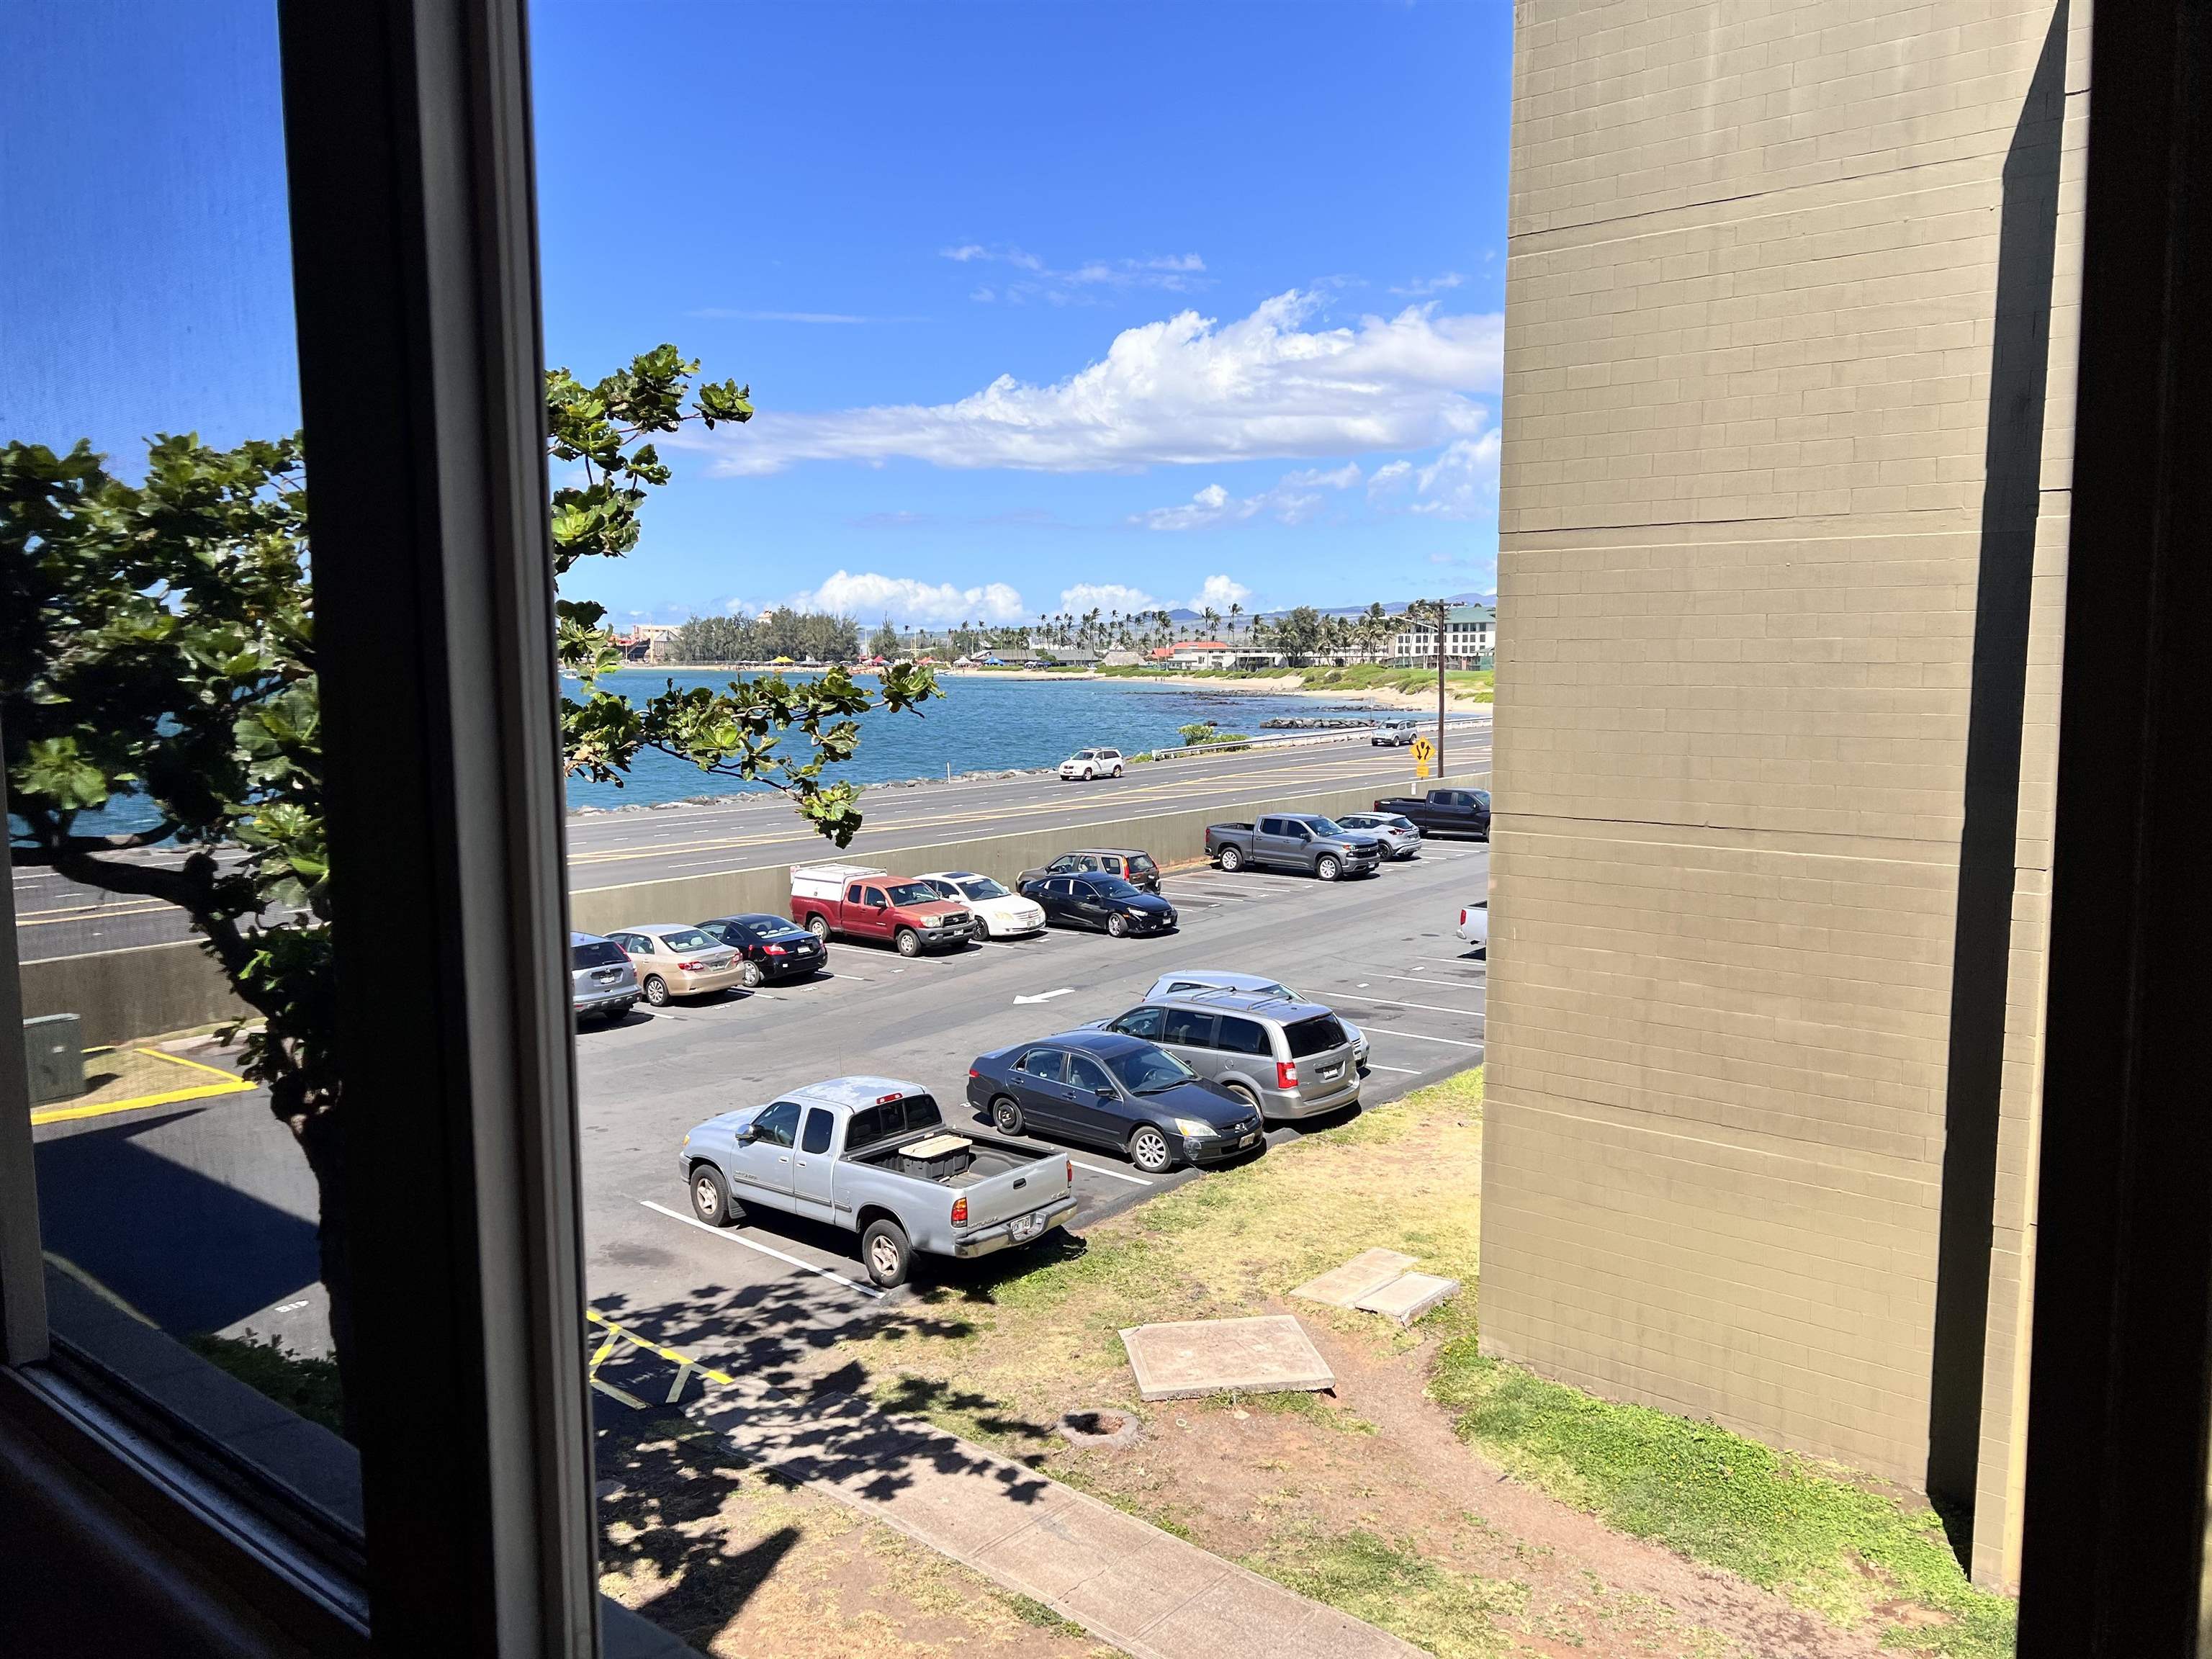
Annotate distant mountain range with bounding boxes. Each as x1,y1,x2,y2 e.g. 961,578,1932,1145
1160,592,1495,625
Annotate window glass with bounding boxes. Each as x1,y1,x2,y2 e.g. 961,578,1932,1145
1106,1046,1197,1094
1111,1007,1166,1040
1283,1015,1350,1058
755,1102,801,1148
573,940,628,970
1067,1056,1114,1094
1016,1050,1065,1081
657,928,716,952
884,884,936,905
845,1105,883,1148
1092,876,1139,899
801,1108,834,1156
1163,1010,1216,1048
861,887,888,907
1218,1017,1271,1056
958,876,1009,899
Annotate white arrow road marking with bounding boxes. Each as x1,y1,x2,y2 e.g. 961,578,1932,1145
1013,987,1076,1004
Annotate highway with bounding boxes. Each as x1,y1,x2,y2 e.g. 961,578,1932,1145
30,840,1490,1366
12,719,1490,961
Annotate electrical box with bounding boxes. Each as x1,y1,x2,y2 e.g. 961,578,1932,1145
24,1012,83,1107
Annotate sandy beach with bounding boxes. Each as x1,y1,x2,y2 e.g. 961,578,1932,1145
632,662,1490,714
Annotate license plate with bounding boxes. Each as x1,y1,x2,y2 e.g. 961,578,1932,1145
1321,1064,1342,1080
1238,1133,1259,1148
1009,1210,1047,1241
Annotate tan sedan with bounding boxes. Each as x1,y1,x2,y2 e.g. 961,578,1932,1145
606,924,747,1006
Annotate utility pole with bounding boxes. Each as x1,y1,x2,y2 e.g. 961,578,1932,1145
1430,598,1447,775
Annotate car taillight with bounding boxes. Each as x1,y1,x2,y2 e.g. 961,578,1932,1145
968,1065,979,1078
1460,909,1467,926
1277,1060,1300,1089
1066,1158,1074,1185
764,943,786,956
951,1195,968,1227
678,961,703,971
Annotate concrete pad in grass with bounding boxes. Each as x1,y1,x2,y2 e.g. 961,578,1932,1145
1289,1247,1419,1308
1353,1271,1461,1326
1120,1314,1334,1401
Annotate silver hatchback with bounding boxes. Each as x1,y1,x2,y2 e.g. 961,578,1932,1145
1092,989,1362,1122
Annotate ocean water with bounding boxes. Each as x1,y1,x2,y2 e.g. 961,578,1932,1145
565,670,1380,811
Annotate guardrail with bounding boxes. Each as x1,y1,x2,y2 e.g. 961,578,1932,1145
1146,714,1491,763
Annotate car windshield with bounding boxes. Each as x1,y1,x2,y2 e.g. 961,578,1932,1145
1106,1046,1197,1094
657,928,716,951
571,940,627,970
1091,876,1141,899
884,883,938,905
1072,750,1096,760
1284,1014,1351,1057
752,920,810,940
1298,816,1344,836
1473,791,1491,807
956,877,1010,900
1128,854,1156,873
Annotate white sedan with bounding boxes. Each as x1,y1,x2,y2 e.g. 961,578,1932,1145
1458,902,1489,949
915,871,1048,938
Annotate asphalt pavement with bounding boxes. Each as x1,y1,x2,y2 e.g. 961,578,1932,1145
30,840,1489,1367
12,719,1488,961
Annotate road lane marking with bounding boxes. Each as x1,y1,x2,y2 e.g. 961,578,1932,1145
639,1200,885,1300
1370,1029,1483,1048
1071,1159,1154,1187
1012,988,1076,1004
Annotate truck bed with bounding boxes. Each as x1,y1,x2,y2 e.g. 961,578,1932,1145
850,1131,1047,1187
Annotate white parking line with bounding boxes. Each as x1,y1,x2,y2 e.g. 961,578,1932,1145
1365,1063,1424,1075
1359,971,1485,990
639,1200,885,1300
1338,994,1485,1020
1071,1159,1154,1187
1413,956,1485,967
1370,1028,1483,1049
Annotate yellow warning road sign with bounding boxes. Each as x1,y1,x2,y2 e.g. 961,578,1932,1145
1411,737,1436,763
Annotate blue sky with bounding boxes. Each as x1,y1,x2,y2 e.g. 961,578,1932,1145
6,1,1513,629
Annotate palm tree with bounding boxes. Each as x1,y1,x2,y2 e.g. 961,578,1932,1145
1228,600,1243,634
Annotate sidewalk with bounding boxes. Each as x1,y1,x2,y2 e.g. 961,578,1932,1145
690,1379,1424,1659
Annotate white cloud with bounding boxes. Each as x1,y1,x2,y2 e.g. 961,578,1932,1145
1389,273,1465,297
688,292,1503,477
940,244,1208,302
1053,575,1253,616
1133,463,1361,531
1366,429,1502,521
1058,583,1163,616
786,570,1028,625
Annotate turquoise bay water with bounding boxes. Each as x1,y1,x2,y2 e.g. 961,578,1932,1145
565,670,1379,811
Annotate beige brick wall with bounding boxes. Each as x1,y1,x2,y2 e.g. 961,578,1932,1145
1484,0,2081,1585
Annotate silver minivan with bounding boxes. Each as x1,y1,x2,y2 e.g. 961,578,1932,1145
1092,989,1362,1121
570,930,639,1023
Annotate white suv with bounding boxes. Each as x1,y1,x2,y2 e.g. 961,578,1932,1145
1058,747,1124,781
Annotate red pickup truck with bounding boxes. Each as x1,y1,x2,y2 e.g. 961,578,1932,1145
791,864,976,957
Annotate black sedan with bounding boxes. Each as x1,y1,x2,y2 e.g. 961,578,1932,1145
1018,873,1177,938
966,1030,1264,1174
698,912,830,986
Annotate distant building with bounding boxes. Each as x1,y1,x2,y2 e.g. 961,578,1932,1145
1043,647,1100,667
1390,604,1494,669
1102,649,1145,667
612,623,681,663
1166,639,1238,668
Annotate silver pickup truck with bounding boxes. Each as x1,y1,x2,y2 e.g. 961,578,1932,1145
678,1075,1078,1287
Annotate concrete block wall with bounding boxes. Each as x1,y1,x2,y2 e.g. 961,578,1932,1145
1485,0,2080,1588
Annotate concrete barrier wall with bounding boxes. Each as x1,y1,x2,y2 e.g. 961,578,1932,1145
567,768,1493,935
19,768,1491,1043
19,940,248,1048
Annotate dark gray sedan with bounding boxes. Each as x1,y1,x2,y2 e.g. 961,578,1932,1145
966,1030,1263,1174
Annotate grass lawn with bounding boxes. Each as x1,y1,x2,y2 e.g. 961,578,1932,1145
821,1067,2015,1658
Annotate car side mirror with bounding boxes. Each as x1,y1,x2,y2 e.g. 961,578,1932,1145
734,1124,758,1145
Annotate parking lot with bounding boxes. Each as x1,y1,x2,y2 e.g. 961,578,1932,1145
573,840,1490,1370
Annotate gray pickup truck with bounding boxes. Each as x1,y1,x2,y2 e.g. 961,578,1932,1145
1205,813,1386,880
679,1075,1077,1287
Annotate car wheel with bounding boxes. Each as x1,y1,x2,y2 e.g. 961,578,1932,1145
1107,913,1130,938
992,1097,1025,1136
1226,1082,1262,1117
690,1164,737,1227
642,976,670,1007
739,960,764,989
1218,845,1245,872
807,914,832,941
1110,764,1123,778
1128,1125,1174,1174
1316,854,1342,881
894,927,922,958
861,1219,913,1288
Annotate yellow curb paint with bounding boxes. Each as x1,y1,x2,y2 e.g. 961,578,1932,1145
30,1076,251,1125
141,1046,250,1082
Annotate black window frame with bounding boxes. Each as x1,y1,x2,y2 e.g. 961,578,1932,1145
1216,1016,1271,1058
800,1109,835,1156
1015,1049,1066,1082
1162,1010,1218,1049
